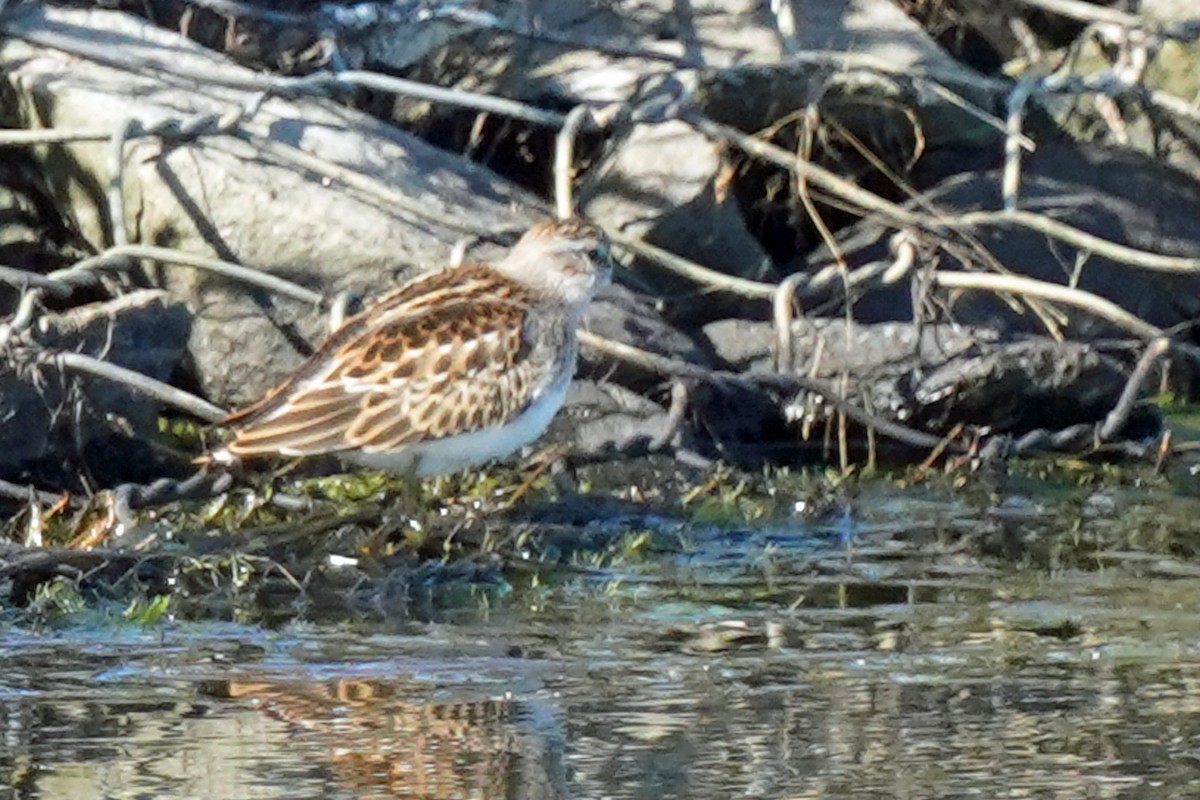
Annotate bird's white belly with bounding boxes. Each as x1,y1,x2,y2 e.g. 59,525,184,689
348,377,571,477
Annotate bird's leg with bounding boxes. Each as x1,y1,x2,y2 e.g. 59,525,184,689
396,456,426,517
507,443,572,507
375,460,427,557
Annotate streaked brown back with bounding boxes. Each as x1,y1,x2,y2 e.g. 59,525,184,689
223,264,545,457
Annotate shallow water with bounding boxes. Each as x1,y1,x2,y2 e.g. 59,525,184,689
6,476,1200,799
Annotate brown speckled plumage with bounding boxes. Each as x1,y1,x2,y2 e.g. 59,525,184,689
216,218,610,475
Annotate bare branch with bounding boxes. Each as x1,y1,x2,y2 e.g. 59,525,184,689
107,118,137,249
53,244,324,307
292,71,568,128
45,351,228,422
931,270,1165,340
605,230,776,299
579,330,956,453
232,129,518,237
1003,75,1039,212
0,266,72,296
1008,0,1146,28
0,479,67,508
774,233,918,371
953,211,1200,275
6,22,571,130
1098,337,1170,442
690,110,1200,283
0,291,43,348
555,105,593,220
0,128,112,145
687,113,924,227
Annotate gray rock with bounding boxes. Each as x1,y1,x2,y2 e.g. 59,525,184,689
0,5,545,407
911,337,1131,434
702,316,1134,437
704,316,997,375
553,380,670,459
580,120,773,282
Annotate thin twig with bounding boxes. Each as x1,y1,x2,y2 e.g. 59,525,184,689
0,266,73,296
1098,337,1170,441
953,210,1200,275
0,99,433,251
1008,0,1144,27
687,112,924,227
773,272,806,371
605,229,776,298
610,225,920,303
776,235,918,367
45,351,228,422
0,290,40,336
913,78,1035,152
107,118,137,248
796,101,855,472
52,244,324,306
694,109,1200,283
0,127,113,145
555,105,592,220
648,380,691,452
289,71,568,128
7,20,571,130
882,232,918,283
580,331,713,380
1002,75,1039,211
233,129,509,237
0,479,66,507
579,331,956,452
930,270,1166,341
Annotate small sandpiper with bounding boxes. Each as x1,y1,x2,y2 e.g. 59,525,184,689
209,218,611,476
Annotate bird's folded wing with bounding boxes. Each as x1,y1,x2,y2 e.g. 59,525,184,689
225,291,538,458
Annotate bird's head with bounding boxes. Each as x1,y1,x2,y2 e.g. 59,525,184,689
497,217,613,309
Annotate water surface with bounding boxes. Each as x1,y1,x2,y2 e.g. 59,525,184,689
5,476,1200,798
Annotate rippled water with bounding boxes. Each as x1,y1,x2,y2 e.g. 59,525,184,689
6,476,1200,799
